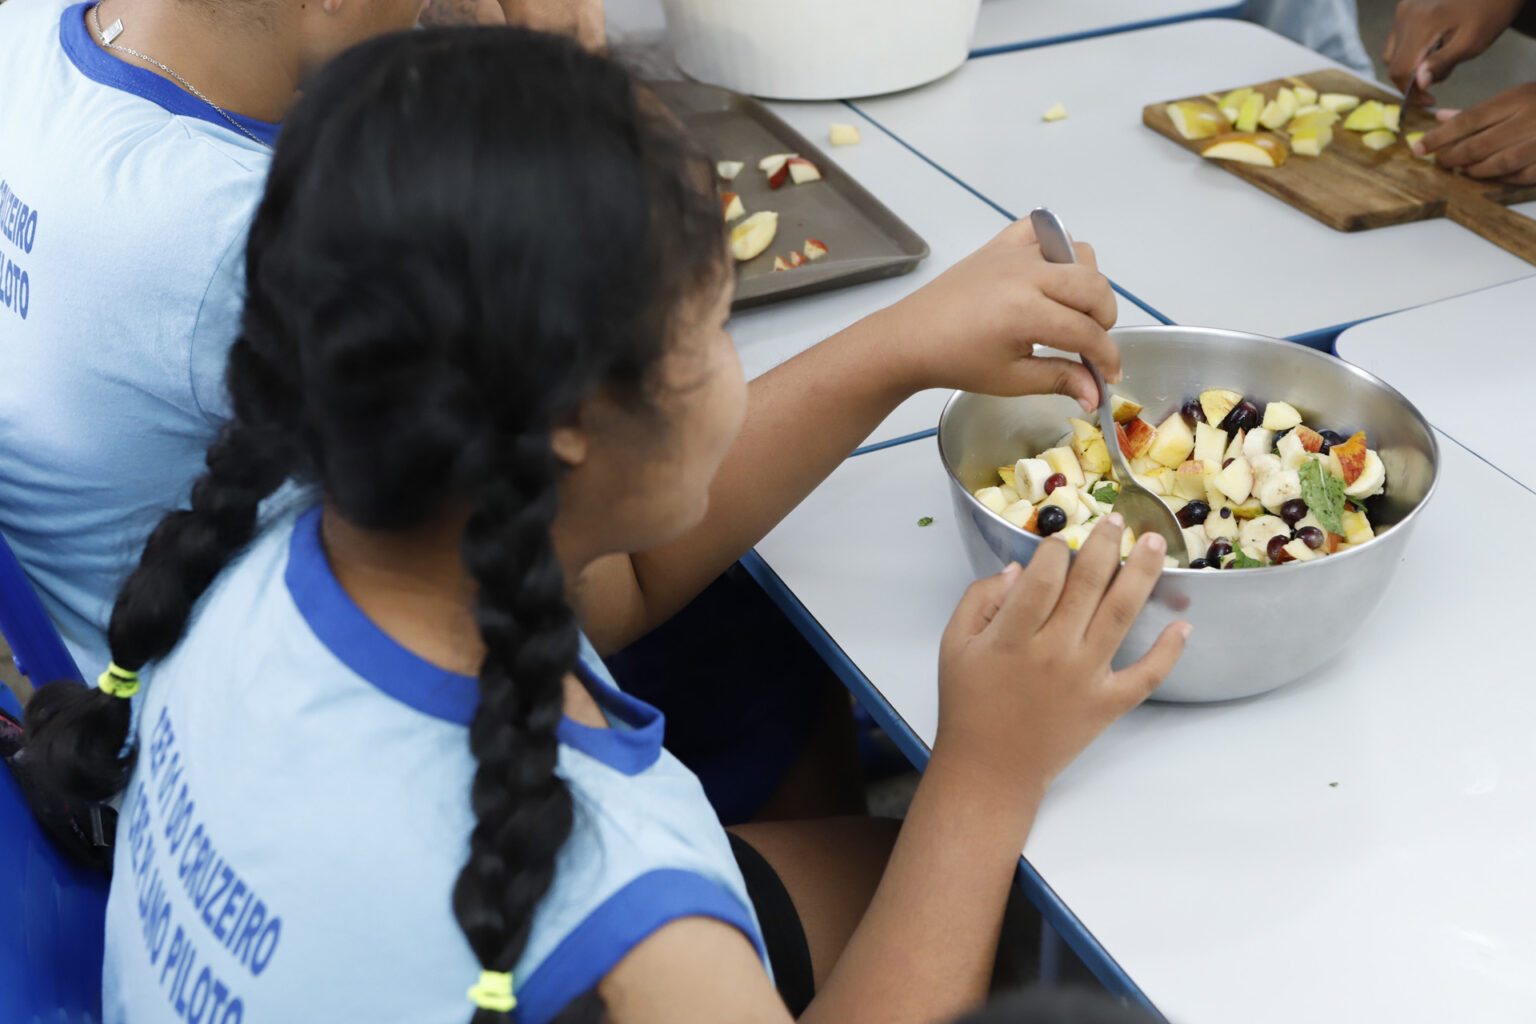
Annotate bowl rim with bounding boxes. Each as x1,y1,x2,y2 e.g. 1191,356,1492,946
936,324,1442,577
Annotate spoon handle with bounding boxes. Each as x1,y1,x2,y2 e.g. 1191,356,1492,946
1028,208,1119,446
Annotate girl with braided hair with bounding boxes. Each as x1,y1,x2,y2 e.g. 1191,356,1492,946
17,26,1188,1024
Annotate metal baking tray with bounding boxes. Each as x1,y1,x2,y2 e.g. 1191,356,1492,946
651,81,929,309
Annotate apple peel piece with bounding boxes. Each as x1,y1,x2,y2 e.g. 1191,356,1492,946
1331,431,1369,486
729,211,779,262
1200,132,1288,168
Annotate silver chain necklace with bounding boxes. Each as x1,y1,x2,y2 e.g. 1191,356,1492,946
91,4,271,150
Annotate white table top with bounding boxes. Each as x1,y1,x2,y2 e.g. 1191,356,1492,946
753,429,1533,1024
1335,277,1536,492
849,19,1536,342
726,99,1157,449
972,0,1243,54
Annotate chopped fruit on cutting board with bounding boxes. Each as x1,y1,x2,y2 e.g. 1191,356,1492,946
1201,132,1288,167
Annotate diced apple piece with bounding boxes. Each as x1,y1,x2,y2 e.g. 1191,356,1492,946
1148,467,1178,495
1193,421,1229,464
1362,130,1396,151
1250,453,1282,483
1042,103,1068,122
717,160,745,181
1001,499,1037,530
997,485,1021,506
1213,456,1254,504
1293,84,1318,107
1342,508,1374,545
1174,461,1212,499
1110,394,1144,422
1258,97,1292,131
1167,100,1231,140
1121,527,1137,559
1041,482,1080,519
787,157,822,184
1289,108,1339,132
1276,430,1309,471
1257,467,1302,511
1344,449,1386,498
1331,431,1368,485
1234,93,1264,132
759,153,798,172
1040,446,1086,489
772,255,792,272
1199,388,1242,426
1068,417,1099,441
1406,131,1434,160
1325,531,1345,554
1265,402,1302,429
1242,427,1275,459
1230,496,1265,519
1202,131,1289,167
1323,449,1344,480
1294,425,1324,453
997,465,1016,490
1382,104,1401,133
1015,458,1053,503
1319,93,1360,113
729,211,779,262
1290,126,1332,157
1119,418,1157,459
1218,86,1254,122
1149,412,1196,469
1182,526,1210,563
1056,523,1093,550
1342,100,1386,132
786,251,807,268
1072,433,1112,476
1224,429,1246,463
803,238,829,261
1239,515,1290,561
1135,472,1165,496
721,192,745,222
767,161,790,189
1130,455,1158,476
1281,537,1318,563
828,123,861,146
975,486,1008,513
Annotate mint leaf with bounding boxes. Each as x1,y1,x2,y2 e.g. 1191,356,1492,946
1298,459,1345,535
1231,550,1263,569
917,516,934,527
1091,483,1119,506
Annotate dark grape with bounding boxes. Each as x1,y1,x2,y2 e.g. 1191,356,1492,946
1180,399,1206,425
1176,500,1210,527
1206,539,1233,563
1044,472,1068,495
1318,429,1346,446
1279,498,1308,525
1219,507,1232,519
1188,558,1210,569
1298,526,1325,550
1220,399,1261,433
1266,534,1289,562
1037,505,1068,536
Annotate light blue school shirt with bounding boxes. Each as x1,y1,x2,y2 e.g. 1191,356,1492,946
101,506,769,1024
0,0,277,679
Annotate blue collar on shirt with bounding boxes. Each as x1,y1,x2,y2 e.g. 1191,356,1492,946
59,2,282,148
283,506,665,776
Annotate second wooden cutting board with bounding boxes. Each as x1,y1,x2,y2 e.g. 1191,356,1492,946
1143,69,1536,265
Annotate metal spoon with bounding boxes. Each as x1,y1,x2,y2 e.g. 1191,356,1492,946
1028,207,1189,567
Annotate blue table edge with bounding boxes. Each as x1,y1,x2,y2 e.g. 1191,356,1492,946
968,3,1246,60
737,548,1168,1020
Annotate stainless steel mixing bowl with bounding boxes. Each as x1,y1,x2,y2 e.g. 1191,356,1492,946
938,325,1439,702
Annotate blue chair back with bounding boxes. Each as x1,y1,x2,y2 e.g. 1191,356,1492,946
0,532,82,686
0,743,109,1024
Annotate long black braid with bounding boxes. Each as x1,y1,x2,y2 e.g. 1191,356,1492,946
19,27,725,1022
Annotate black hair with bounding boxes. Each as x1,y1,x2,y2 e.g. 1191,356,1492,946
20,26,724,1022
950,988,1159,1024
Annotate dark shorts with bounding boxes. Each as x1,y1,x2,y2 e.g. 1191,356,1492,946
729,832,814,1016
606,565,833,825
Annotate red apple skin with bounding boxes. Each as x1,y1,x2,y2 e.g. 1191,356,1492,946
1177,459,1207,475
786,251,807,268
1121,417,1156,458
768,163,790,189
786,157,821,182
1325,531,1345,553
804,238,829,259
1295,425,1324,453
1333,431,1368,485
1023,508,1039,535
772,255,791,272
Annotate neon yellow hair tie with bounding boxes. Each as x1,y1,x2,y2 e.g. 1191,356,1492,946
467,970,516,1013
97,663,140,699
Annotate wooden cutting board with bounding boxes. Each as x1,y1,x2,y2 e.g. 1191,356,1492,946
1143,69,1536,265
